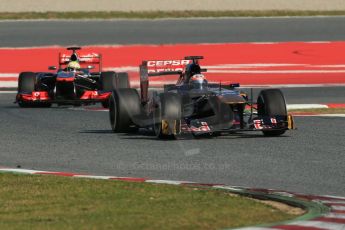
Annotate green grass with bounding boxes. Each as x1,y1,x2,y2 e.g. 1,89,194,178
1,10,345,20
0,173,297,230
289,108,345,114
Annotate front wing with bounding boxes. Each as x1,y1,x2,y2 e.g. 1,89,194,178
16,90,111,104
163,115,295,135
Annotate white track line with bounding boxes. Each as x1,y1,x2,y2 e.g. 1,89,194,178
74,175,119,180
0,91,16,93
0,73,18,77
146,180,193,185
325,213,345,219
0,168,45,174
286,220,345,230
0,82,17,87
316,114,345,117
287,104,329,109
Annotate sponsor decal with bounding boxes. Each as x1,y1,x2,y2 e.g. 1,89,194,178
19,91,50,101
190,122,211,132
254,119,263,130
254,118,285,130
80,91,110,100
147,60,191,67
60,53,100,64
146,60,192,73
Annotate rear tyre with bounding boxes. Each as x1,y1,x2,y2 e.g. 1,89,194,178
109,88,140,133
17,72,52,108
100,72,130,108
153,93,182,139
257,89,287,136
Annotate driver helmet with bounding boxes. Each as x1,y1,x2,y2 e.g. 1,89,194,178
190,74,208,89
67,61,80,71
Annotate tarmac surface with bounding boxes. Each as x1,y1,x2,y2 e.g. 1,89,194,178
1,17,345,47
1,89,344,196
0,17,344,196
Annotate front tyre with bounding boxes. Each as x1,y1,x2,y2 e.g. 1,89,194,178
17,72,52,108
153,93,182,139
257,89,287,136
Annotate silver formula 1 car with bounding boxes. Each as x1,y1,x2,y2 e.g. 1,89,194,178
109,56,294,139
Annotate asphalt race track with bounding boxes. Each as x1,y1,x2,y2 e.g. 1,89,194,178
0,17,345,197
1,17,345,47
1,89,344,196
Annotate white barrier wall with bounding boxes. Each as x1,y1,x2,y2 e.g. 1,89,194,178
0,0,345,12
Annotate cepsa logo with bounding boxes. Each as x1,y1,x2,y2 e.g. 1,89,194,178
147,60,192,73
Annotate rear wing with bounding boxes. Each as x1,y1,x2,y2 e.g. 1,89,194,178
58,52,102,71
141,56,204,76
139,56,205,103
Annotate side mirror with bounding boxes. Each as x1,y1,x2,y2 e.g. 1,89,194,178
87,65,95,69
48,66,57,70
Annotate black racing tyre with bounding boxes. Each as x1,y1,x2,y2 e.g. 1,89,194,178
153,92,182,139
109,88,140,133
17,72,51,108
257,89,287,136
18,72,36,93
18,72,36,107
116,72,130,89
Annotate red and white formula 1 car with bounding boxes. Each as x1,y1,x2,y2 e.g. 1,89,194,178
16,47,129,107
